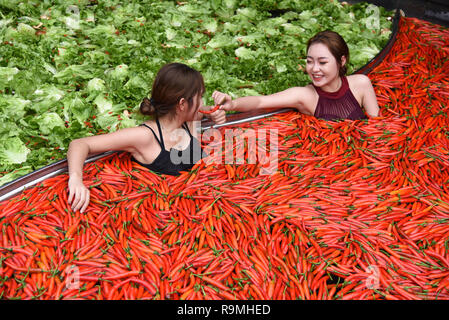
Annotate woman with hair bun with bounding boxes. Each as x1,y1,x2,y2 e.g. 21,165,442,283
213,30,380,121
67,63,226,213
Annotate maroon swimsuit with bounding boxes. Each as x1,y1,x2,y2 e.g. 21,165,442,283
313,76,368,121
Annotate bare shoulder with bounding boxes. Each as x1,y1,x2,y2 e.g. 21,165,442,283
303,84,318,95
347,74,373,88
83,125,149,143
131,122,158,145
111,125,155,149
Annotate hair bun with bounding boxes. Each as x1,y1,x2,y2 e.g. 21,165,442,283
140,97,155,115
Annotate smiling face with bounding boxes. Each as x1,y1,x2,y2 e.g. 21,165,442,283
306,42,346,90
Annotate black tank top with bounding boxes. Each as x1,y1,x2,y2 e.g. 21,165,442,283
131,118,203,176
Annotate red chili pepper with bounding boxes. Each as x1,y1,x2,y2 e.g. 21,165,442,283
198,104,220,114
1,16,449,301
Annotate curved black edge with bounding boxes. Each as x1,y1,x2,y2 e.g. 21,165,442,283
0,10,401,202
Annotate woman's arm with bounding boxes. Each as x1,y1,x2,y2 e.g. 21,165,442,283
212,87,314,115
357,75,380,117
67,127,150,213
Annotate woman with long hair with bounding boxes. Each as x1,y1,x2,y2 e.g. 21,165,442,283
213,30,380,120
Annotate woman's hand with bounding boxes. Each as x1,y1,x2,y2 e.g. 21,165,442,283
212,91,233,111
199,105,226,124
68,176,90,213
209,108,226,125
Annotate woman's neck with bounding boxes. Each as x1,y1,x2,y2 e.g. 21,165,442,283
157,114,186,132
320,76,342,93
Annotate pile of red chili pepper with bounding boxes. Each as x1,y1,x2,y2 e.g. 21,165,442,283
1,16,448,300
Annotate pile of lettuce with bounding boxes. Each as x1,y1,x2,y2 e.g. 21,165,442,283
0,0,394,186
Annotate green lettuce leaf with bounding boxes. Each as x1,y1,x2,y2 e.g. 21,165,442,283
36,112,65,135
0,137,30,166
